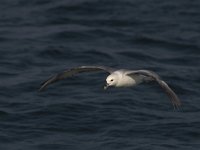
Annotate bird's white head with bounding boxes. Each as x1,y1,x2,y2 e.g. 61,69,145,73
104,74,118,89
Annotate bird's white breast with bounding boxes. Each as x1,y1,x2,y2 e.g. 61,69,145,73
116,74,142,87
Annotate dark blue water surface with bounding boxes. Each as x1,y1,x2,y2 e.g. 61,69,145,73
0,0,200,149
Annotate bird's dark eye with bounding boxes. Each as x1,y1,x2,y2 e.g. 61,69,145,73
111,79,113,81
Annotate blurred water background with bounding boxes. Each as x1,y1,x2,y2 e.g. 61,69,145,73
0,0,200,149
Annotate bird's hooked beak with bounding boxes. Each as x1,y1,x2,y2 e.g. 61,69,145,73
104,83,109,90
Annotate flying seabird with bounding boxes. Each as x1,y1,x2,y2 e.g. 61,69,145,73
39,66,181,109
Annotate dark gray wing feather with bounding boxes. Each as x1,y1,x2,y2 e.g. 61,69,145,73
39,66,114,92
127,70,181,109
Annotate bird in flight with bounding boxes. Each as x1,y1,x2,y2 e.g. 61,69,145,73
39,66,181,109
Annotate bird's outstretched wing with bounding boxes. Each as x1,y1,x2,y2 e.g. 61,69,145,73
127,70,181,109
39,66,114,92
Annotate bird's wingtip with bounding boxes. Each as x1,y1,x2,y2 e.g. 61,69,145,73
38,86,45,92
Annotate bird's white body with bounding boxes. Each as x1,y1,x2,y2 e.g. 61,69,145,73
106,70,144,87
